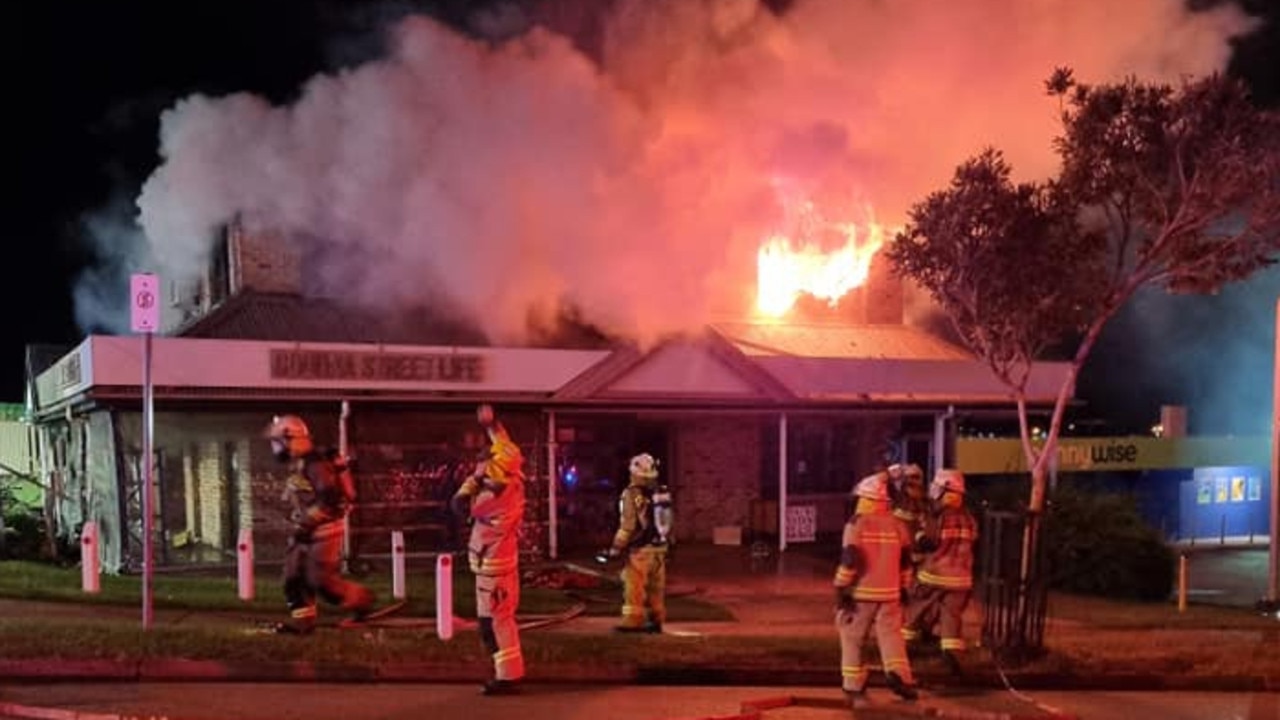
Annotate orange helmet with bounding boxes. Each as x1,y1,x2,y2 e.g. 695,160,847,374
264,414,312,460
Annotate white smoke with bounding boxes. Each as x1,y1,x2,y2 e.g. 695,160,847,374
121,0,1252,345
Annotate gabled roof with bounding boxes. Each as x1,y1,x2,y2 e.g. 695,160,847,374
711,321,972,361
176,291,488,347
709,321,1069,405
554,330,793,403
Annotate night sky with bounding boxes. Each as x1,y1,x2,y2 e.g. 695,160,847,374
10,0,1280,435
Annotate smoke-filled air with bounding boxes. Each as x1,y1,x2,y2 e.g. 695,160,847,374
122,0,1252,346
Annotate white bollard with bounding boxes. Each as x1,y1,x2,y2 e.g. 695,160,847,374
81,521,100,594
237,528,254,601
436,553,454,641
392,531,406,600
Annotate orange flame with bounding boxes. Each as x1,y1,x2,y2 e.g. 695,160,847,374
755,203,889,318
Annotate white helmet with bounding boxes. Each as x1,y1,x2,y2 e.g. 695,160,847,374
852,472,889,502
930,469,966,500
629,453,659,480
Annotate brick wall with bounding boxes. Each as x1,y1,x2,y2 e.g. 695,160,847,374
229,223,302,294
195,441,225,549
674,417,763,541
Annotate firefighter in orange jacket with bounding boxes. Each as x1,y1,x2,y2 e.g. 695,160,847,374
834,471,919,707
451,404,526,696
903,469,978,676
605,452,671,633
265,414,374,635
888,463,928,566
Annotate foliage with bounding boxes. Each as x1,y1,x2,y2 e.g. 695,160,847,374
0,473,46,561
0,559,732,621
887,69,1280,512
968,478,1175,601
1041,483,1176,602
887,149,1106,389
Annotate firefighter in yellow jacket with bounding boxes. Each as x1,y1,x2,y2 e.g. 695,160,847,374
451,404,526,696
265,414,374,635
605,452,672,633
834,471,919,707
903,469,978,676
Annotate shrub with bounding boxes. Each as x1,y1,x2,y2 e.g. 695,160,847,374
967,477,1175,602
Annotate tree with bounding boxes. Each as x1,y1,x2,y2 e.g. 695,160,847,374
886,69,1280,645
890,68,1280,514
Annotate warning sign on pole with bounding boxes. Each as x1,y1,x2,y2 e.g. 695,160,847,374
130,273,159,334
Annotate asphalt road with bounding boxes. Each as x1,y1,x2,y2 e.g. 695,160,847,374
2,682,1279,720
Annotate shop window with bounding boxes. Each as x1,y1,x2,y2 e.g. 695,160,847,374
759,420,861,496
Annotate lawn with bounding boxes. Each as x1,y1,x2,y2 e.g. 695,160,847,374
1,560,1276,682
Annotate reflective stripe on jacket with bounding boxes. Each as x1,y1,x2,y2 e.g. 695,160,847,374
917,507,977,589
465,478,526,576
833,511,914,602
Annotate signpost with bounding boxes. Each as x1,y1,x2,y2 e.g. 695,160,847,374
1269,296,1280,610
130,273,159,630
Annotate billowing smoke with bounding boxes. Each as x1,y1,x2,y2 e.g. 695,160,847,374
1080,265,1280,435
102,0,1251,345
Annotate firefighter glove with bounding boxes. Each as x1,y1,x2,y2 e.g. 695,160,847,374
450,493,472,518
834,587,856,612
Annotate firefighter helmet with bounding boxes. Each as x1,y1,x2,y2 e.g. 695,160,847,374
264,414,312,459
629,453,659,480
852,472,889,502
930,469,966,500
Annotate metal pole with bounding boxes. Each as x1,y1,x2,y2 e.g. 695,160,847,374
142,330,154,630
546,411,558,561
1268,295,1280,604
778,413,788,553
340,400,351,571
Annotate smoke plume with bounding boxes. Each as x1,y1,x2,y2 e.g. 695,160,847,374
116,0,1251,345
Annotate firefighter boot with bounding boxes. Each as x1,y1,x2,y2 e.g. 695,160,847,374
844,688,870,710
886,671,919,701
481,679,522,696
942,650,963,677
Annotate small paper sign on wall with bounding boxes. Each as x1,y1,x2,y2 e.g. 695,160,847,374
130,273,160,333
785,505,817,543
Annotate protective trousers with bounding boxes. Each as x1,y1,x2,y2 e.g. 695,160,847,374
903,585,972,651
619,546,667,628
476,571,524,681
836,600,915,692
282,521,372,627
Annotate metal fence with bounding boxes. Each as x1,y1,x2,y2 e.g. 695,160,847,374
978,508,1051,663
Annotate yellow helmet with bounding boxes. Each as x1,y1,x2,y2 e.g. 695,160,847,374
629,453,659,480
264,414,312,459
483,426,524,484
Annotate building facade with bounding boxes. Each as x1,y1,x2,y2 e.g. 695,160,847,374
26,223,1073,572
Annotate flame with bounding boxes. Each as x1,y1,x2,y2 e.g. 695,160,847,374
755,203,889,318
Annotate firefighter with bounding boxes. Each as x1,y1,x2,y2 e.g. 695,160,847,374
451,404,527,696
834,471,919,708
903,469,978,676
604,452,672,633
888,462,928,562
265,414,374,635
